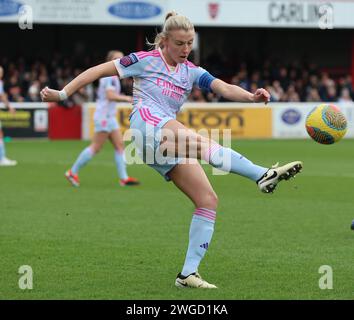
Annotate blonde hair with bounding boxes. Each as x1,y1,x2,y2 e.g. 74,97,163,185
148,11,194,49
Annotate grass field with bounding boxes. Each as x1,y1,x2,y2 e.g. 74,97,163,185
1,139,354,300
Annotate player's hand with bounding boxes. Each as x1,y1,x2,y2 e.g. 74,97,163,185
40,86,60,102
5,103,16,114
126,96,133,103
8,106,16,115
253,88,271,104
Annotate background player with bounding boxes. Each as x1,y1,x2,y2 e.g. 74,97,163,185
0,66,17,166
65,51,139,187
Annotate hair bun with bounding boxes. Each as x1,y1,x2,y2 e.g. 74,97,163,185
165,11,177,22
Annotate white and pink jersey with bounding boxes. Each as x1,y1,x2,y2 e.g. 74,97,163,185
0,80,4,95
95,76,121,120
114,48,215,119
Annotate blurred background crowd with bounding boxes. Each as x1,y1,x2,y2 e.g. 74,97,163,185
1,52,353,105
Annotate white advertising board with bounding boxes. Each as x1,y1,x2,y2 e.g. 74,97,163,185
1,0,353,28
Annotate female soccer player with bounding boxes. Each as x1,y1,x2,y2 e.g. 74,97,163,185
0,66,17,166
41,13,302,288
64,51,139,187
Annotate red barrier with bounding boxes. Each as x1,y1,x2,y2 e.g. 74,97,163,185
48,104,82,140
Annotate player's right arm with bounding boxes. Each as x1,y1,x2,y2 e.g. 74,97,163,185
41,52,145,103
40,61,118,102
106,89,133,103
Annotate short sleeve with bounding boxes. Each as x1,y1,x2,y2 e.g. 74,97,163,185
114,53,144,79
0,81,4,95
191,67,216,92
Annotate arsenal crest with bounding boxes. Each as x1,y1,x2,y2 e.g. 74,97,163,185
208,2,219,19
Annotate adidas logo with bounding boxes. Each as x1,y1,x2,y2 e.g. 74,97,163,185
200,243,209,250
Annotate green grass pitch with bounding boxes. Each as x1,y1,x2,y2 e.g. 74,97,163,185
1,139,353,299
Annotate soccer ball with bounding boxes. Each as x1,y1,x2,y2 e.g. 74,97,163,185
305,104,347,144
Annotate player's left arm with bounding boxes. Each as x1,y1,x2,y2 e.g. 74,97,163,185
210,78,270,104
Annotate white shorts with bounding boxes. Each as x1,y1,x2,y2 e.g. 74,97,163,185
129,108,182,181
94,117,120,133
